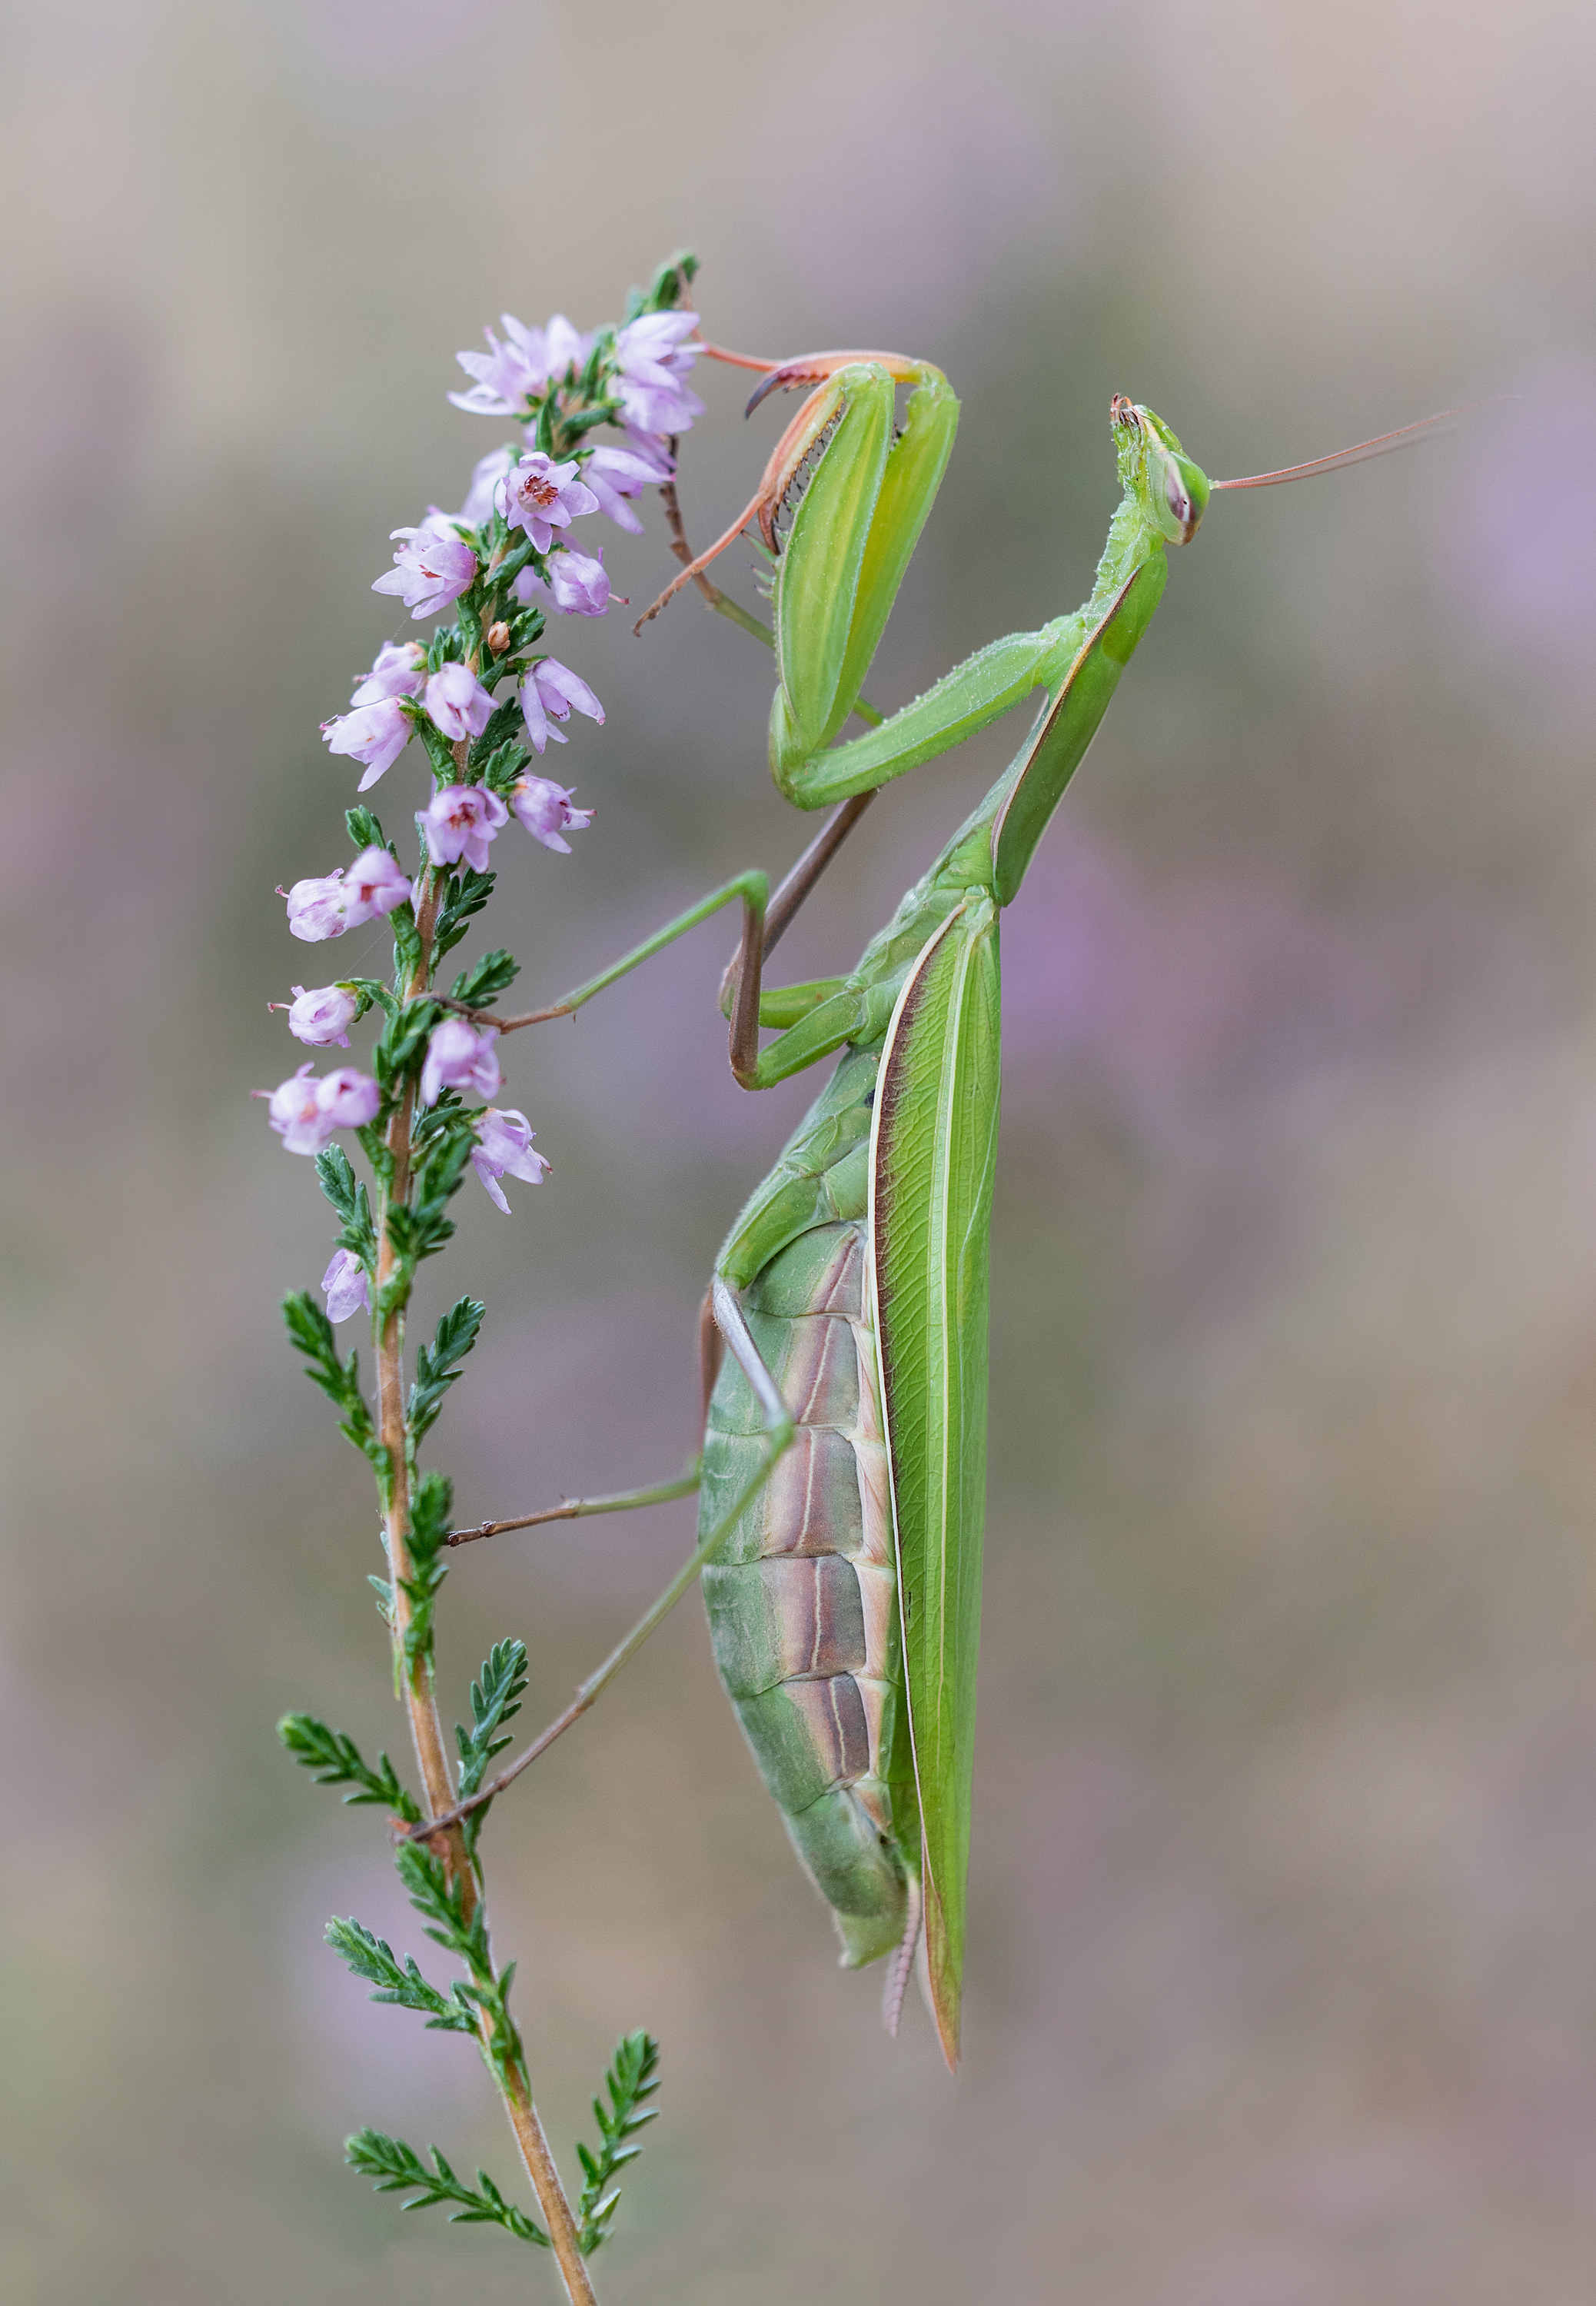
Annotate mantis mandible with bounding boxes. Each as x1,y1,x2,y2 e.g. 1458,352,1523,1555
418,351,1463,2069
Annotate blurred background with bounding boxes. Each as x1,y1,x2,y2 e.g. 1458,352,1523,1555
3,1,1595,2298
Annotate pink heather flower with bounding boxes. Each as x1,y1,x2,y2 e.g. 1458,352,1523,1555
344,846,414,920
456,446,514,527
372,518,478,619
350,640,426,707
264,1064,337,1155
449,312,593,416
510,774,594,854
318,1067,381,1130
282,983,358,1047
282,848,410,943
613,311,704,434
424,661,494,743
516,544,611,618
421,783,508,873
260,1063,378,1153
321,695,412,791
500,451,598,553
284,869,354,943
420,1017,501,1108
583,439,673,534
471,1107,550,1213
322,1247,371,1323
520,658,603,754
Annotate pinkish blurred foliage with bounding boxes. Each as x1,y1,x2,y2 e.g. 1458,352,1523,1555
1438,361,1596,680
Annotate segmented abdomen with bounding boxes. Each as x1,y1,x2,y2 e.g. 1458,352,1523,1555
700,1207,911,1968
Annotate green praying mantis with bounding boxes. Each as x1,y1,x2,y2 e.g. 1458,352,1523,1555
423,344,1463,2069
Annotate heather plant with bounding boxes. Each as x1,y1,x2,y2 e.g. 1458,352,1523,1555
268,251,699,2303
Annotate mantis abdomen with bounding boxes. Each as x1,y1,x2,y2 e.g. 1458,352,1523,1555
698,1053,918,1968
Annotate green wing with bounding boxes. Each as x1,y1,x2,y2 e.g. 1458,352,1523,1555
869,894,1002,2068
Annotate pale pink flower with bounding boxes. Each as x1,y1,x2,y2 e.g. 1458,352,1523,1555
500,451,598,553
449,313,593,416
583,439,672,534
279,983,358,1047
260,1063,377,1151
517,544,611,618
421,783,508,873
350,641,426,707
424,661,494,742
520,658,603,753
321,695,412,790
471,1107,550,1213
281,850,407,943
263,1063,337,1155
283,870,354,943
613,311,703,434
344,847,414,921
372,518,478,618
322,1247,371,1323
420,1017,501,1108
510,774,594,854
318,1068,381,1130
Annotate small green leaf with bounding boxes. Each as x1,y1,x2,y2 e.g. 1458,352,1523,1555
345,2129,550,2249
281,1291,381,1464
448,949,519,1008
574,2031,661,2254
346,806,387,853
434,867,495,961
278,1713,420,1820
408,1296,485,1444
326,1918,477,2031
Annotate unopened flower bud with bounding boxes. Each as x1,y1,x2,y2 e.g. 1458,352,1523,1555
487,621,511,655
280,983,358,1047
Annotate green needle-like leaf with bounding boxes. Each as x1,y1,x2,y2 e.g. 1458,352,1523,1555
346,2130,549,2248
326,1918,477,2032
278,1713,421,1820
574,2031,661,2254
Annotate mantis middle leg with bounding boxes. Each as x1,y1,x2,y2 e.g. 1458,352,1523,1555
409,1280,796,1841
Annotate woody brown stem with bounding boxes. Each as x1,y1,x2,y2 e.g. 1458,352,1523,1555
373,861,597,2305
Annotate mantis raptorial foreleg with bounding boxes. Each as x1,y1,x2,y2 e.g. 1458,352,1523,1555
410,1280,796,1842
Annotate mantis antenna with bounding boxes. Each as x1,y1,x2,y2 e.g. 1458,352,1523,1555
1212,398,1510,491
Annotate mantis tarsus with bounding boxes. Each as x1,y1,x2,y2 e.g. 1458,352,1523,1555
419,349,1466,2069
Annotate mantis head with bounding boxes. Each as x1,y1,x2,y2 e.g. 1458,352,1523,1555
1112,396,1211,546
1112,394,1495,550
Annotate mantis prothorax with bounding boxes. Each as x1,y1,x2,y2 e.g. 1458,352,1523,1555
418,354,1468,2068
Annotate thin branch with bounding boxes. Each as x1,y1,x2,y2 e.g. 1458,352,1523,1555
431,993,576,1036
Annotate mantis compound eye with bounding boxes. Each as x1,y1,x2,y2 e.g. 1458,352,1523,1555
1152,448,1211,544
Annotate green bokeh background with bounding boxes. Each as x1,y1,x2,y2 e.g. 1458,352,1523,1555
4,2,1596,2298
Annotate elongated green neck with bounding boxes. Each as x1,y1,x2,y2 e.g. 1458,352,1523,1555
932,486,1169,903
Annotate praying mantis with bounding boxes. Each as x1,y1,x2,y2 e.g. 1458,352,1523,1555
425,344,1462,2069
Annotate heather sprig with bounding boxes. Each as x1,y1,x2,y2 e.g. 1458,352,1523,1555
271,251,692,2302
